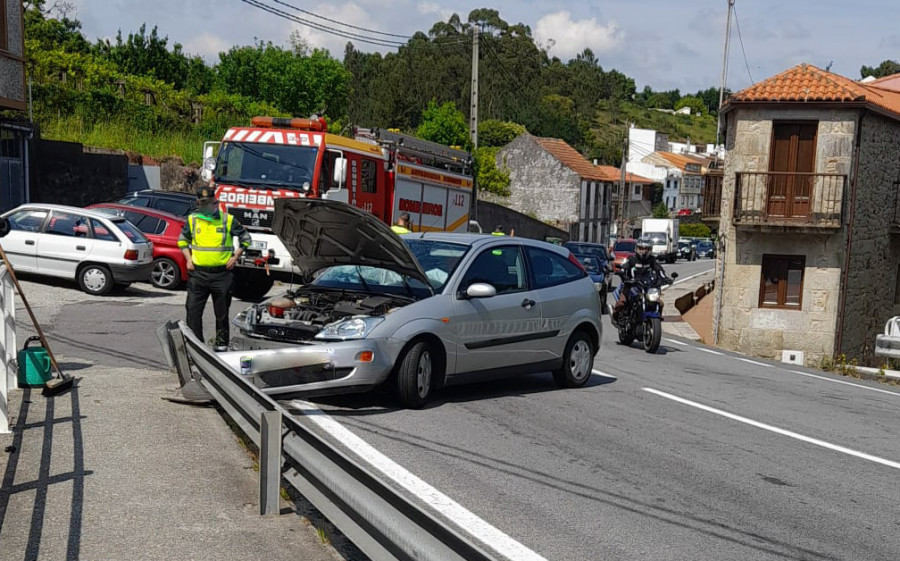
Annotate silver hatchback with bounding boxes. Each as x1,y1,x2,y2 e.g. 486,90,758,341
222,199,602,408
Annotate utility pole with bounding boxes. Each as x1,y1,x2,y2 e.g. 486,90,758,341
469,25,480,151
716,0,735,149
618,122,629,237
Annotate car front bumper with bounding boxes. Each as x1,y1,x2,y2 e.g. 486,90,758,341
109,262,153,283
221,333,407,399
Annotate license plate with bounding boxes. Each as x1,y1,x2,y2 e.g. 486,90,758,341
251,241,267,250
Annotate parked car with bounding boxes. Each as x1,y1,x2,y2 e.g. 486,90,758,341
0,204,153,295
114,189,197,217
695,240,716,259
222,199,602,408
610,238,637,271
568,251,611,314
87,203,188,289
677,239,697,261
564,242,611,269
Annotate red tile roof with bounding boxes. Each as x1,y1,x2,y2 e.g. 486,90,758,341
726,63,900,119
870,73,900,93
655,152,707,172
532,136,654,183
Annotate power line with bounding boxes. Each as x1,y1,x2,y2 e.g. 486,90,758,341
732,4,754,84
268,0,413,39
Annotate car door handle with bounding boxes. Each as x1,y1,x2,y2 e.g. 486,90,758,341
25,240,34,246
521,298,536,308
76,245,86,251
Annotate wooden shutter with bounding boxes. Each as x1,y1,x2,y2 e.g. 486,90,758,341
768,122,817,219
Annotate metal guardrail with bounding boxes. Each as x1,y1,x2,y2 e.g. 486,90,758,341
158,321,502,561
0,264,17,434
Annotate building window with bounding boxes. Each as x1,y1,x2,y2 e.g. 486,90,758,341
633,184,641,196
759,255,805,309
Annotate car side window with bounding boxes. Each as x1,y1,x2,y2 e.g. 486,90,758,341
527,247,586,289
46,211,89,238
134,215,161,236
90,219,119,242
7,210,48,232
156,199,191,216
459,245,527,295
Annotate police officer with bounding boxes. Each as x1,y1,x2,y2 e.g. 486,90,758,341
491,225,506,236
391,212,412,234
178,187,252,351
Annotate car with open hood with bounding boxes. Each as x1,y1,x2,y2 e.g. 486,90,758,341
220,199,602,408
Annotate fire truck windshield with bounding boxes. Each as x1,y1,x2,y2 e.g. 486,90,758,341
215,142,318,191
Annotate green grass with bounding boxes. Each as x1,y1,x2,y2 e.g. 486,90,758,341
593,101,718,146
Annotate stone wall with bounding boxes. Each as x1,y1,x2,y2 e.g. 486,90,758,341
713,107,857,366
31,139,129,206
487,135,581,231
475,200,570,242
838,111,900,363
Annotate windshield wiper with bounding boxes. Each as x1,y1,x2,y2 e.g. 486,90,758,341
355,266,373,292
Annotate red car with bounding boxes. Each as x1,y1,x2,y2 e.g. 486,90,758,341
676,208,694,216
87,203,188,289
610,238,637,271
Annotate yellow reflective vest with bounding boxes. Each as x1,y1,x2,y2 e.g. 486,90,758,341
391,225,411,234
178,212,250,267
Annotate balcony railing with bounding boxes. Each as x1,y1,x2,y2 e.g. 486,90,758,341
733,172,845,228
702,172,723,218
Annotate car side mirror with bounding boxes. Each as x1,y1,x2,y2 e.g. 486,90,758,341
332,157,347,189
463,283,496,299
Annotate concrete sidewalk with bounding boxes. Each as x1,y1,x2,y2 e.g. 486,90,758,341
660,269,716,341
0,356,341,561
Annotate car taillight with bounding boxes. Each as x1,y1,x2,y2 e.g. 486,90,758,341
267,305,284,318
124,249,139,260
567,252,586,272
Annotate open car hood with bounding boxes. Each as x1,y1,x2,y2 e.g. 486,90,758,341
273,199,432,289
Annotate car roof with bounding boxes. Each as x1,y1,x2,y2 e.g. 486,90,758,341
401,232,571,255
7,203,127,222
126,189,197,201
88,203,185,223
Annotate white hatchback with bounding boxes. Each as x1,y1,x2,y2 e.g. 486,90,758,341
0,204,154,295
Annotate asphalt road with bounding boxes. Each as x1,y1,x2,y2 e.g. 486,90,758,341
24,272,899,561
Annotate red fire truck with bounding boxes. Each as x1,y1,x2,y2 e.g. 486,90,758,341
201,116,476,300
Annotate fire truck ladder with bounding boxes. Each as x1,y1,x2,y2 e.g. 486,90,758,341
356,128,472,174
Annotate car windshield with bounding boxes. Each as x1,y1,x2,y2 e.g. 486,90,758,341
403,239,469,290
697,242,713,249
312,266,432,299
112,219,149,243
215,142,318,191
646,233,666,244
613,241,635,252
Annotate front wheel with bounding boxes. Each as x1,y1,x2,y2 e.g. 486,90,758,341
151,257,182,289
78,264,114,295
395,341,437,408
643,317,662,354
553,330,595,388
232,268,275,302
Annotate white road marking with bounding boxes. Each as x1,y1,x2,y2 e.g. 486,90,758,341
664,338,688,346
789,369,900,398
643,388,900,471
592,369,618,380
289,400,549,561
736,357,772,368
697,348,723,356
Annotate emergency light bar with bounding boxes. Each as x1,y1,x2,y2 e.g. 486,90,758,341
251,116,327,132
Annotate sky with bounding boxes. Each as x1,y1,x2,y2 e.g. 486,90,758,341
69,0,900,94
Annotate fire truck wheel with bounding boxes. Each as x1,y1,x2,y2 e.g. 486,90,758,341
232,269,275,302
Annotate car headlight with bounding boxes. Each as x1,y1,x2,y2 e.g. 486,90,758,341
316,316,385,341
646,287,661,302
232,308,254,331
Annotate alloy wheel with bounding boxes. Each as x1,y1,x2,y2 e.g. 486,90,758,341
416,350,432,398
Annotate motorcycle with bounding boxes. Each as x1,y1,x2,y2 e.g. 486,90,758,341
613,269,678,353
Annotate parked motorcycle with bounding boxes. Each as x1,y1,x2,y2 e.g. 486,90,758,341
613,270,678,353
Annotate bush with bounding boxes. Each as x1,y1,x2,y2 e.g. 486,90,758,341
680,223,711,238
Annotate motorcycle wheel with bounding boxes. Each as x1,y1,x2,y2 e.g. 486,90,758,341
618,326,635,346
643,317,662,353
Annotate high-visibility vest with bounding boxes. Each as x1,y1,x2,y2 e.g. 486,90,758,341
491,231,506,236
186,213,236,267
391,225,411,234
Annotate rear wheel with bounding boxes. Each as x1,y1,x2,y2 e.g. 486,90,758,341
618,327,635,346
643,317,662,354
150,257,182,289
553,330,595,388
232,268,275,302
395,341,437,408
78,264,114,295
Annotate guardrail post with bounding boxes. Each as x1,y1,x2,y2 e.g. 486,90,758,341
259,410,283,516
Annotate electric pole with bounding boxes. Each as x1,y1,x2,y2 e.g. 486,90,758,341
469,25,480,151
618,122,629,238
716,0,735,148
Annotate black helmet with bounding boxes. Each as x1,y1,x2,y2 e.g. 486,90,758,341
636,239,652,250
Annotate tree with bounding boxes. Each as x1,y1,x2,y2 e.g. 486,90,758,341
675,95,706,116
680,223,711,238
860,60,900,79
478,119,526,147
417,100,469,147
652,202,670,218
474,147,510,197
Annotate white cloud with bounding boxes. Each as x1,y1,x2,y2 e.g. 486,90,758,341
534,11,624,59
184,33,230,61
417,1,454,22
290,2,393,55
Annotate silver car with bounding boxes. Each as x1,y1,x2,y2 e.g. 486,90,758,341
222,199,602,408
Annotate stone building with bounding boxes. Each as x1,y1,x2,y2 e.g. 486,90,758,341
711,63,900,366
0,0,30,211
490,133,653,243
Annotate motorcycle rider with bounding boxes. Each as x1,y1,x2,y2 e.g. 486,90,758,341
612,238,671,322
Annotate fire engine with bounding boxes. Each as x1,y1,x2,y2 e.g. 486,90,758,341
201,116,476,301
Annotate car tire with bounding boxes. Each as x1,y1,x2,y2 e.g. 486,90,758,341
395,340,437,408
150,257,182,290
553,330,595,388
232,268,275,302
78,264,114,295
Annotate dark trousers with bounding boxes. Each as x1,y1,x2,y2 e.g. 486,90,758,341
185,266,233,347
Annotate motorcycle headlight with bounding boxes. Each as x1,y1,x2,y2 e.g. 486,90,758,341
316,316,385,341
232,308,254,331
646,287,661,302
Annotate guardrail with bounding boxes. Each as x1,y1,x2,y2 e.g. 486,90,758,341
157,321,503,561
0,263,17,434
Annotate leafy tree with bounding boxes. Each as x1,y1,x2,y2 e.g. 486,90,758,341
680,223,711,238
474,147,510,197
478,119,526,147
675,95,706,116
693,86,729,115
652,202,670,218
417,100,469,147
860,60,900,79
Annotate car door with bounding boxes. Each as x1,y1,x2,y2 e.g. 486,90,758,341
37,210,94,278
0,208,48,271
451,244,546,375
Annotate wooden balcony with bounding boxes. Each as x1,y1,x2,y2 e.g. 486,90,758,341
733,172,845,228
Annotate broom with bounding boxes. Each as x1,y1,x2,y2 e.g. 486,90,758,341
0,243,74,395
